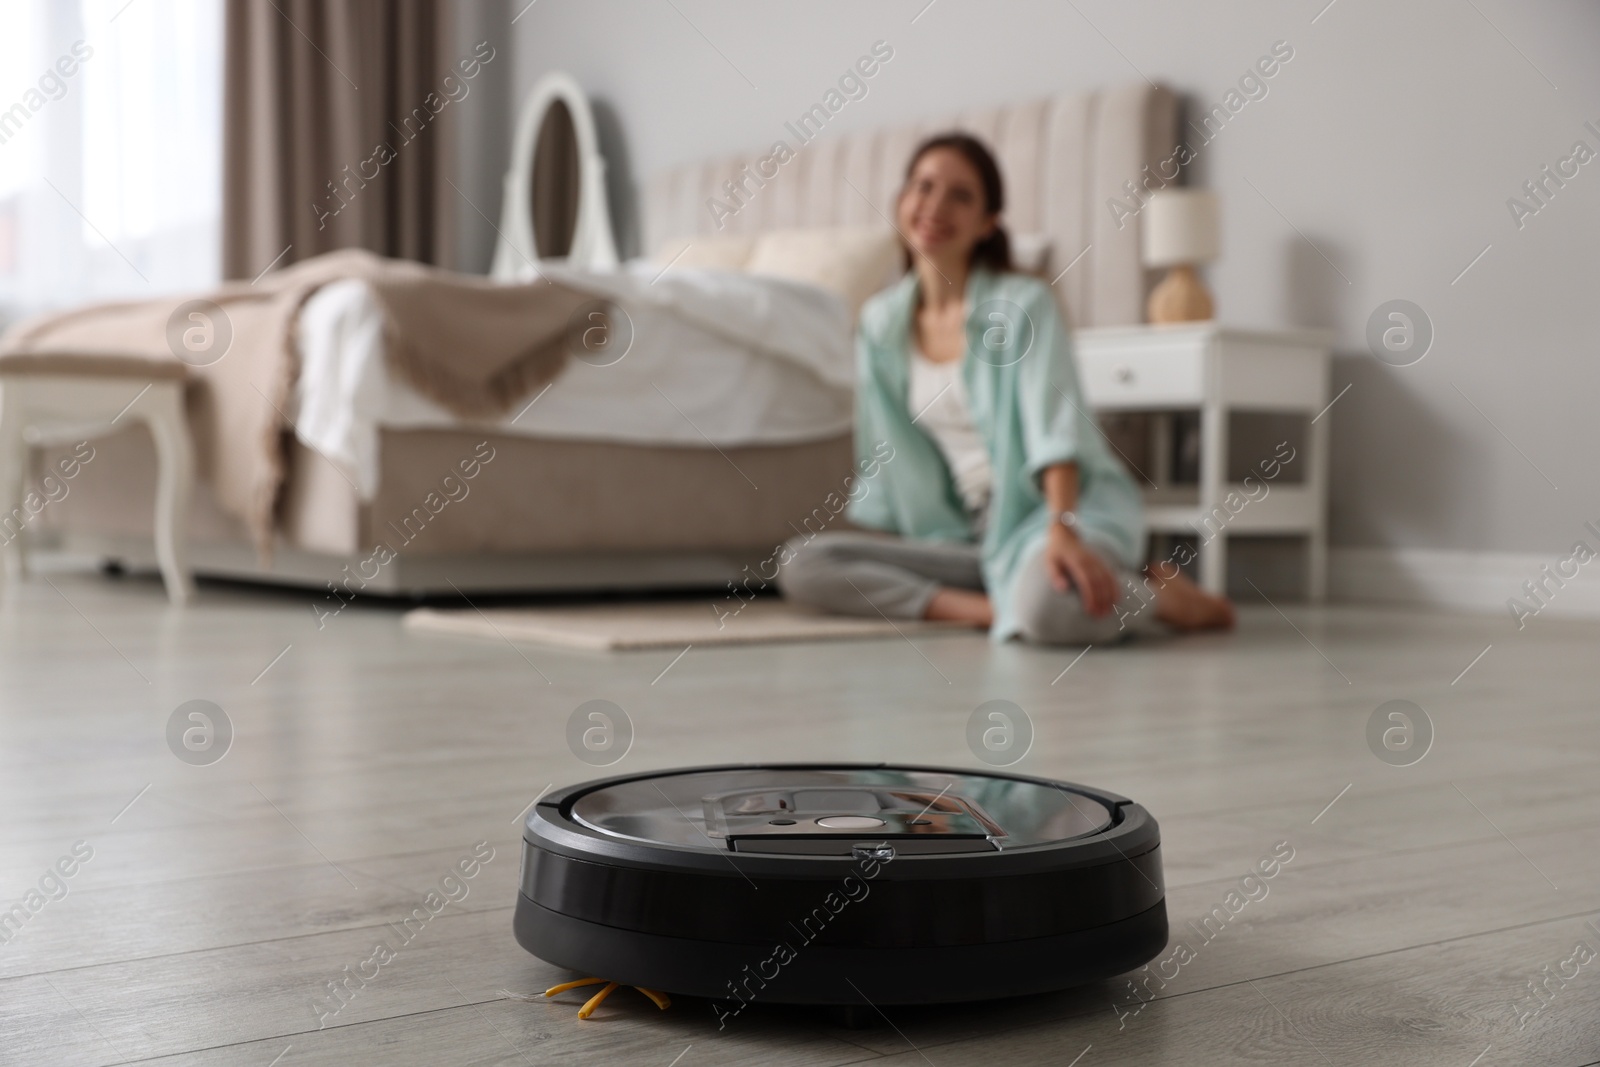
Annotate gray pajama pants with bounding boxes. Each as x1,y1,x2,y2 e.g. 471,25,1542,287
775,531,1165,645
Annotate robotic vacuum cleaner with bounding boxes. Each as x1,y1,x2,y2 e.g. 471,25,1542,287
514,763,1167,1007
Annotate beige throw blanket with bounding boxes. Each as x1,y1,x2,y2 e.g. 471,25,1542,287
0,250,592,554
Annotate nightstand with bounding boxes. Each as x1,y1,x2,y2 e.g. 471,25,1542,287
1074,323,1334,600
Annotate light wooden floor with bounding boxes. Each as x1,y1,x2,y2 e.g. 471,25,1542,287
4,569,1599,1066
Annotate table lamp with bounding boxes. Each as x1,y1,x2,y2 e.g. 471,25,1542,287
1142,189,1219,323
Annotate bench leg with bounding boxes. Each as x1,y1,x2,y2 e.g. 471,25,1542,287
0,383,29,589
140,386,194,604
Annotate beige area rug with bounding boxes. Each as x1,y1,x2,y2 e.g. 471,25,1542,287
402,598,971,651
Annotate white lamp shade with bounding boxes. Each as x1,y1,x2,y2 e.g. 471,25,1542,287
1141,189,1220,267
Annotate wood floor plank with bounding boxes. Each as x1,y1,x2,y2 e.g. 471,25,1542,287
4,572,1598,1063
126,999,884,1067
0,855,432,981
4,906,880,1064
836,913,1600,1065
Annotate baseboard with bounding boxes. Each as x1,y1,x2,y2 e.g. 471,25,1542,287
1330,546,1600,620
40,532,1600,620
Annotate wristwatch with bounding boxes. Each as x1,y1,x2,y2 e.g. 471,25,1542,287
1056,510,1080,531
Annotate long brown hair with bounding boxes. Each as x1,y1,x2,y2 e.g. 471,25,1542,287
900,133,1013,272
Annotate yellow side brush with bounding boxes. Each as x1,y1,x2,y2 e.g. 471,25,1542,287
576,981,618,1019
533,977,674,1020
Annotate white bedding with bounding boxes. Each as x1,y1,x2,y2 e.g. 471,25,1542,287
293,261,855,498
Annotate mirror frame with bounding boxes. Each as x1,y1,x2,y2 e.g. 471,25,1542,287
491,71,619,279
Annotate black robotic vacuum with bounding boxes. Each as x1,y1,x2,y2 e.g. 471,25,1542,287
514,763,1166,1009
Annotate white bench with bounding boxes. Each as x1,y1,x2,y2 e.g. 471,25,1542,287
0,352,194,603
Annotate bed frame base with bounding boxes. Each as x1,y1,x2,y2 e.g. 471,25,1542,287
43,534,765,599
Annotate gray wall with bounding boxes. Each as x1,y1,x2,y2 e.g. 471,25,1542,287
451,0,515,273
506,0,1600,558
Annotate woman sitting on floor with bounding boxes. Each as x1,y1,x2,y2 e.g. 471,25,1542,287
777,133,1235,644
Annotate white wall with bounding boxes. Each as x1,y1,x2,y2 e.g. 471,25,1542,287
506,0,1600,574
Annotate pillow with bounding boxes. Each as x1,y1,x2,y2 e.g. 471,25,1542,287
651,233,758,271
1010,232,1054,279
744,226,902,320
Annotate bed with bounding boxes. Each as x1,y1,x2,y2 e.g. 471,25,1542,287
29,79,1178,595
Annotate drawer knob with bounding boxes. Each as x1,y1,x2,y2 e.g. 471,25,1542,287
1115,364,1135,384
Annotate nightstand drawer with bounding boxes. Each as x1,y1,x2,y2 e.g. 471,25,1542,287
1076,346,1204,409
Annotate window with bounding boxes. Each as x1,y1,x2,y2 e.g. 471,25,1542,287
0,0,221,329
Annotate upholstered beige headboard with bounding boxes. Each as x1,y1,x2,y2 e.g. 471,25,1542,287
644,83,1179,328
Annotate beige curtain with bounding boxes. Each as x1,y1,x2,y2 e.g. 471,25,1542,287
222,0,458,279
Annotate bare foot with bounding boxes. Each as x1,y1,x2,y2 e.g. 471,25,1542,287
924,588,994,628
1145,565,1235,632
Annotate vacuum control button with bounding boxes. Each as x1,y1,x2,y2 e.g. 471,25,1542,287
816,816,885,829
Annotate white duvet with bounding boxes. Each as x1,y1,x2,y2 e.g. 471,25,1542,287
293,261,855,498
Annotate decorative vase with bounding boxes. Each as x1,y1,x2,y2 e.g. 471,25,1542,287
1146,264,1214,324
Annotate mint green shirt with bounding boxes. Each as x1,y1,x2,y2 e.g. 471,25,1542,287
847,268,1146,641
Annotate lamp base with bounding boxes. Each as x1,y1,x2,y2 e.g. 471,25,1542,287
1146,265,1214,324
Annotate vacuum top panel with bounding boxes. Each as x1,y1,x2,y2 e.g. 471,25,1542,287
567,766,1115,855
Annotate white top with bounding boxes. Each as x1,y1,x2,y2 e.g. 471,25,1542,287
908,347,992,529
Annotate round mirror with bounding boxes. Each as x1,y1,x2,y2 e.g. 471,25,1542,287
491,72,619,279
